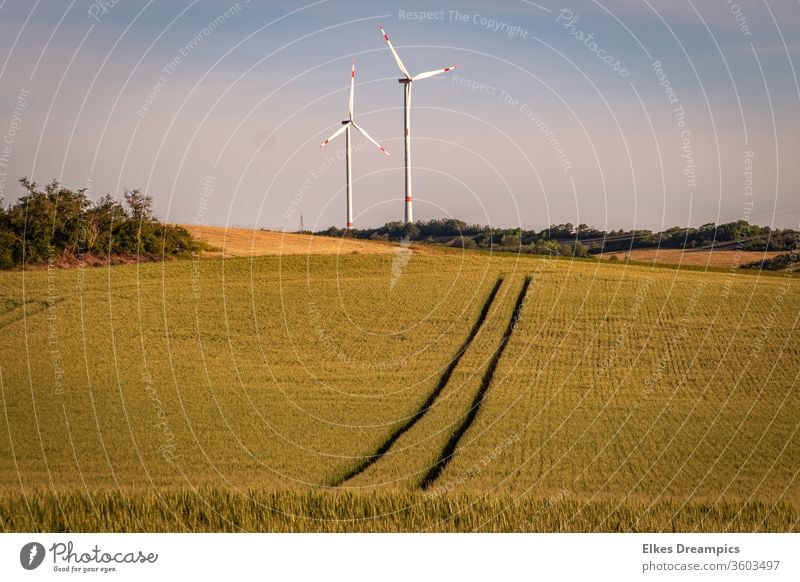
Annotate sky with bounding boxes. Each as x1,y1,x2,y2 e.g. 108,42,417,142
0,0,798,231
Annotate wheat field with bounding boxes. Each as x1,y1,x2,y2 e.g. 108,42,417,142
599,247,788,268
181,225,449,257
0,247,797,531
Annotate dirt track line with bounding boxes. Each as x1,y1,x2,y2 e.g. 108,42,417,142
0,299,64,331
331,278,505,487
420,276,531,490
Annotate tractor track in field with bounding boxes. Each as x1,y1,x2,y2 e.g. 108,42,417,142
0,298,64,330
420,276,531,490
331,277,505,487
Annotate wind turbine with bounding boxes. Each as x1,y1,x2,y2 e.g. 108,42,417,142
320,60,389,230
379,24,458,224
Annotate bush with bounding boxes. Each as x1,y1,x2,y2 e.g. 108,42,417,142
0,178,197,268
740,253,797,271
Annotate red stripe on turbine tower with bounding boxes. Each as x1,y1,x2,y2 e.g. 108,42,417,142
317,60,390,229
378,25,458,224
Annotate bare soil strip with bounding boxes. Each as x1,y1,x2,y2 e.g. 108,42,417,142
0,299,63,330
420,277,531,490
332,278,505,487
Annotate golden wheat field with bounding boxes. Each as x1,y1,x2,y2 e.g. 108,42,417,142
182,224,446,257
0,244,798,532
599,247,788,268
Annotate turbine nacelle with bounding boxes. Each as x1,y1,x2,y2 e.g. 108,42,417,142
379,24,458,83
318,60,390,229
379,24,459,224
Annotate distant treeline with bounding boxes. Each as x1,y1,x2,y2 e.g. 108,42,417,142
315,218,799,258
0,178,194,269
741,253,798,271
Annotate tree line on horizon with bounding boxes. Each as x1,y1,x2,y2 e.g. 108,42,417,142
2,178,795,271
0,178,194,269
315,218,798,263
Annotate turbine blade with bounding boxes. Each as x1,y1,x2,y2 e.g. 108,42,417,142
348,60,355,119
412,66,459,82
320,123,349,148
351,122,390,156
379,24,411,79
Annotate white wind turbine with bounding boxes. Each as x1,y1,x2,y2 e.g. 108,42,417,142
320,60,389,229
379,24,458,224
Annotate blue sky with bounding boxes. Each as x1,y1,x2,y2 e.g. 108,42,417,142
0,0,798,230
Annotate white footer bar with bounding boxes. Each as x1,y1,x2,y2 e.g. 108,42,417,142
2,533,798,581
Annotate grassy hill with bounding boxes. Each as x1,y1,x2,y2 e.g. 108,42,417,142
599,247,791,268
0,249,797,531
182,225,401,257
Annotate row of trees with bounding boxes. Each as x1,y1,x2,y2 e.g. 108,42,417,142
0,178,194,269
316,218,798,258
741,253,798,271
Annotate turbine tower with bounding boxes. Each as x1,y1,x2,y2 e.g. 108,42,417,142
320,60,389,229
379,25,458,224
